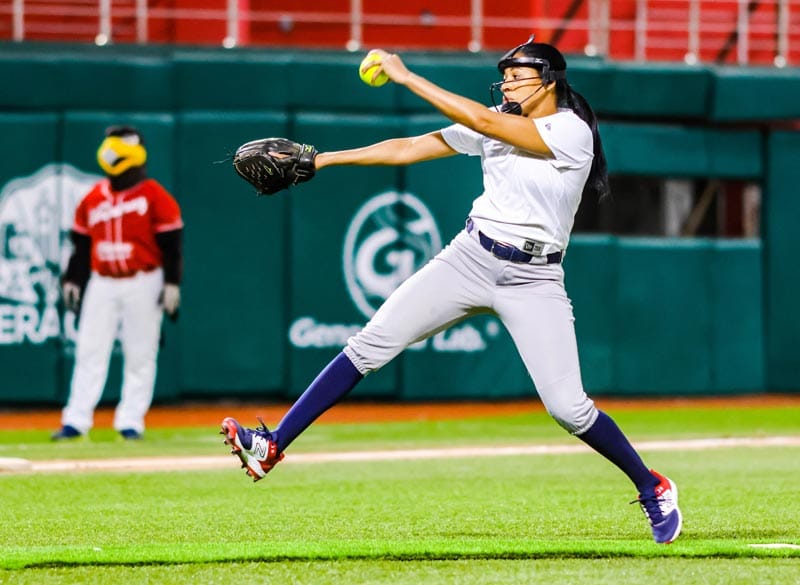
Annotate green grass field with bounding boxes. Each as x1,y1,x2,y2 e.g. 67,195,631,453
1,403,799,584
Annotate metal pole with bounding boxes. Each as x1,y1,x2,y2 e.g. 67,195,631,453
686,0,699,64
587,0,611,56
776,0,789,66
136,0,148,44
224,0,239,47
634,0,648,62
598,0,610,57
12,0,24,41
97,0,112,44
737,0,749,65
348,0,362,51
469,0,482,52
587,0,599,55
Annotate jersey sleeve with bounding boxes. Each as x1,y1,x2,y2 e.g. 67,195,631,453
440,123,485,156
71,186,95,235
534,112,594,169
148,181,184,233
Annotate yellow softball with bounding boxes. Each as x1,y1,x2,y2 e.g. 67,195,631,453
359,52,389,87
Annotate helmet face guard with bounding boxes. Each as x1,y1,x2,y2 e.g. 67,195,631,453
489,77,543,115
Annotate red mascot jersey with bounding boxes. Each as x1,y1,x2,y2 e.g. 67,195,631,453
72,178,183,277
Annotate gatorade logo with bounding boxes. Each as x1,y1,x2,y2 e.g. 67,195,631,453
342,191,441,319
0,164,100,345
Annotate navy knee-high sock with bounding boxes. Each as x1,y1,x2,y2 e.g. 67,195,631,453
577,410,658,492
272,352,363,452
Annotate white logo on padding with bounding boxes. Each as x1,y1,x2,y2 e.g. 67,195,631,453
343,191,441,319
0,164,100,345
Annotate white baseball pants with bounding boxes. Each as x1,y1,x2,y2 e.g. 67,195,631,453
344,228,599,434
61,269,164,434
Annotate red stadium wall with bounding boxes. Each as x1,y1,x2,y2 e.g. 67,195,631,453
2,1,799,65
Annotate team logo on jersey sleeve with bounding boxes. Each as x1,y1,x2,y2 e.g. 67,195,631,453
342,191,441,319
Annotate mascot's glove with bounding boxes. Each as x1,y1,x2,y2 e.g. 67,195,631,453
232,137,317,196
62,281,82,313
159,283,181,321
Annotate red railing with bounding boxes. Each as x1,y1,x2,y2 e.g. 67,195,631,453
1,0,799,65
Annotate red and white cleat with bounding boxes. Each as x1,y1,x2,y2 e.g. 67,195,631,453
220,416,284,482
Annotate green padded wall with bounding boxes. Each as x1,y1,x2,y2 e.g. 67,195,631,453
57,56,172,111
0,113,62,402
0,54,64,109
397,55,498,113
601,124,762,178
176,112,289,395
711,67,800,121
763,131,800,391
567,237,764,395
287,113,405,398
173,51,291,111
710,240,764,392
598,62,712,118
0,46,793,403
563,235,618,393
614,239,714,394
3,45,800,121
288,54,399,112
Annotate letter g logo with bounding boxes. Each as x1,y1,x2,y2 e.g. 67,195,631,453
343,191,441,319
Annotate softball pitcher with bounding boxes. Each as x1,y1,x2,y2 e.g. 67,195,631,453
52,126,183,441
224,37,682,544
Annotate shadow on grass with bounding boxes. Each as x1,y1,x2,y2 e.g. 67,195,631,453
5,539,800,570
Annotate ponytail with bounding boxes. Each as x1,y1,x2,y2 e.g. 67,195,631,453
556,81,610,201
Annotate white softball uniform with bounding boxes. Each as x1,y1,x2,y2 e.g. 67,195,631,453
344,109,599,434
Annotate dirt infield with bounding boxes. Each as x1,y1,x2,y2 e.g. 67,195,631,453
5,435,800,475
1,393,799,430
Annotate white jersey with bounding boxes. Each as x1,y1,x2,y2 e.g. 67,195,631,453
440,108,593,254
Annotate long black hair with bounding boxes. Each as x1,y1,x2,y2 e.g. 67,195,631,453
498,38,610,201
555,80,610,200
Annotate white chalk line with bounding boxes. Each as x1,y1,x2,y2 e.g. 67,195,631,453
1,435,799,475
